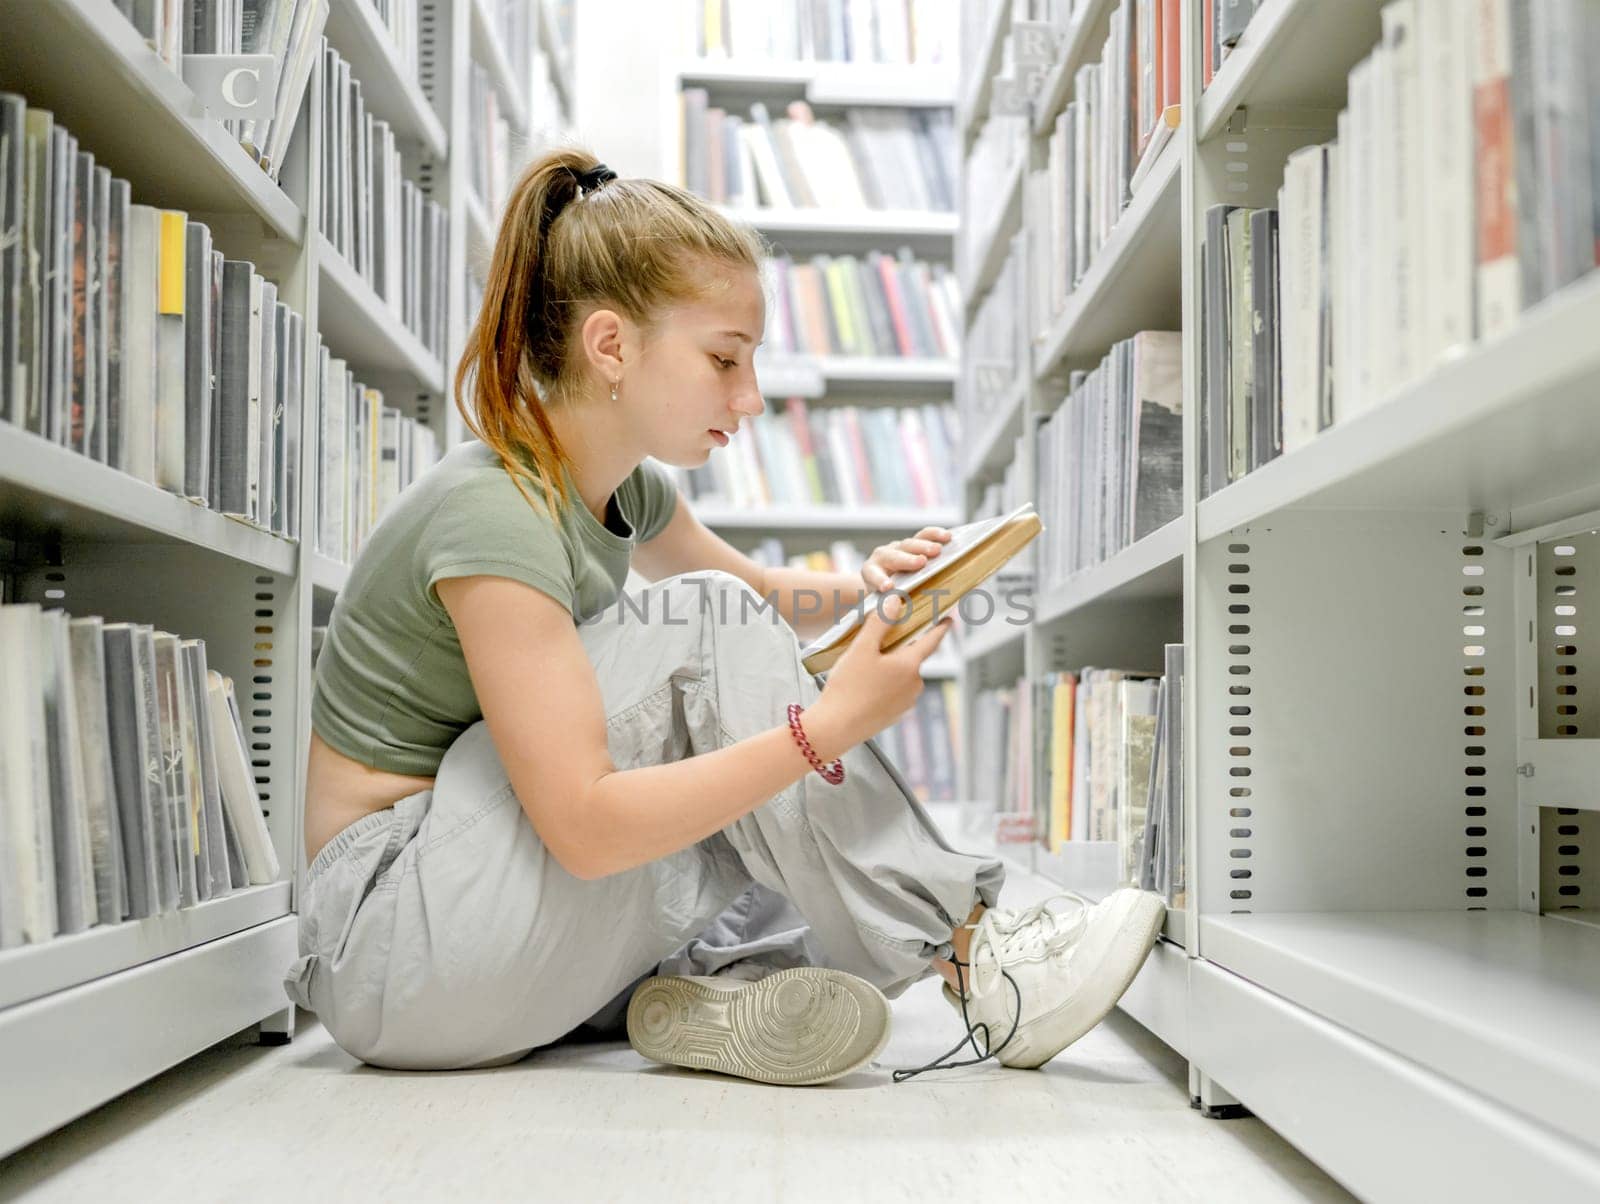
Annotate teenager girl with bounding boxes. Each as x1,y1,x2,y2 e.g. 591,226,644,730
283,150,1165,1086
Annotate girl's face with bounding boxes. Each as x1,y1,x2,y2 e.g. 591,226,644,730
623,265,768,468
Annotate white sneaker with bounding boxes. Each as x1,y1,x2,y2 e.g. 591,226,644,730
938,888,1166,1069
626,966,892,1086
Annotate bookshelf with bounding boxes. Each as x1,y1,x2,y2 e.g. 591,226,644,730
661,38,961,532
958,0,1600,1194
0,0,570,1158
664,6,965,805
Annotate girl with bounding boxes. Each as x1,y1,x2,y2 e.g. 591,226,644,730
283,149,1164,1086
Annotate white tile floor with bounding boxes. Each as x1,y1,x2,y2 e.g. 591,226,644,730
1,990,1350,1202
0,805,1352,1201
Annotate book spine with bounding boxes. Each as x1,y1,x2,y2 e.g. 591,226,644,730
154,209,187,494
1474,0,1521,339
183,222,213,502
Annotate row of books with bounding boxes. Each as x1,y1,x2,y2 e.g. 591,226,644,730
363,0,421,83
1031,0,1179,334
1036,331,1181,590
741,537,868,578
962,111,1025,269
1200,0,1600,494
681,400,959,511
318,39,450,361
761,250,960,360
960,235,1026,434
974,650,1184,903
1200,0,1267,91
681,95,958,213
0,604,280,949
874,680,961,802
0,95,304,538
695,0,956,64
468,63,518,219
1039,648,1184,898
313,360,440,566
113,0,327,183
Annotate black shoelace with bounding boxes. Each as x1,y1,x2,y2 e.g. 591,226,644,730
891,949,1022,1083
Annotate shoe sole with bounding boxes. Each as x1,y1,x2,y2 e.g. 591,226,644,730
626,967,893,1086
1001,892,1167,1069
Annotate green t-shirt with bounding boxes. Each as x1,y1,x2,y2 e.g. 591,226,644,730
311,439,679,775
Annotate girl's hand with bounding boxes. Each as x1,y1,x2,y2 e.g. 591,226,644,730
862,526,952,593
805,594,955,758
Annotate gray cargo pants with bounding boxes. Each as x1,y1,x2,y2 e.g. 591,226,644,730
283,571,1006,1070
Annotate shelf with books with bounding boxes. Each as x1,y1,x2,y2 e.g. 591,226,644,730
957,0,1014,146
0,912,297,1160
0,0,304,244
1035,517,1184,628
675,60,957,108
310,551,351,598
0,0,566,1161
469,0,530,135
0,881,292,1012
325,0,448,158
1196,274,1600,543
1197,0,1383,143
939,0,1600,1185
0,425,299,576
315,232,448,396
1200,910,1600,1159
1030,0,1117,138
959,155,1026,319
691,504,960,535
1033,138,1181,383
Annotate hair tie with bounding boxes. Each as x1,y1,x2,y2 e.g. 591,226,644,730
576,163,617,194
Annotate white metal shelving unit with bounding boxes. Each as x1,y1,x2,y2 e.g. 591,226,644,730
0,0,568,1159
958,0,1600,1194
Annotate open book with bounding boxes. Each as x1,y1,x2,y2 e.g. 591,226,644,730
800,503,1043,674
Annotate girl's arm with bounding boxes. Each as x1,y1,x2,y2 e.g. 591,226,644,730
631,491,952,638
435,574,950,881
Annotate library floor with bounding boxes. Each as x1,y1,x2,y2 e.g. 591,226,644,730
1,814,1350,1201
2,998,1349,1203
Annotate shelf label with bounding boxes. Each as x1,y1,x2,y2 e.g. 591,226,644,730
182,55,278,122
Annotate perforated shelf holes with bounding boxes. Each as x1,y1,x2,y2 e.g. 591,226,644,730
1226,543,1254,910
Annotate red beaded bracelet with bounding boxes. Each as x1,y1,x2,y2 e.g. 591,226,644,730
787,703,845,785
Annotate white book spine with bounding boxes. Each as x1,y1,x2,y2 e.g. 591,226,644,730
124,205,160,485
245,272,263,524
1419,0,1476,361
1383,1,1421,391
1279,148,1318,453
43,609,97,933
1368,37,1398,405
0,604,59,944
207,671,280,885
1349,57,1378,417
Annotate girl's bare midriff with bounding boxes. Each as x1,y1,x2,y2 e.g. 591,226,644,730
304,729,438,865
